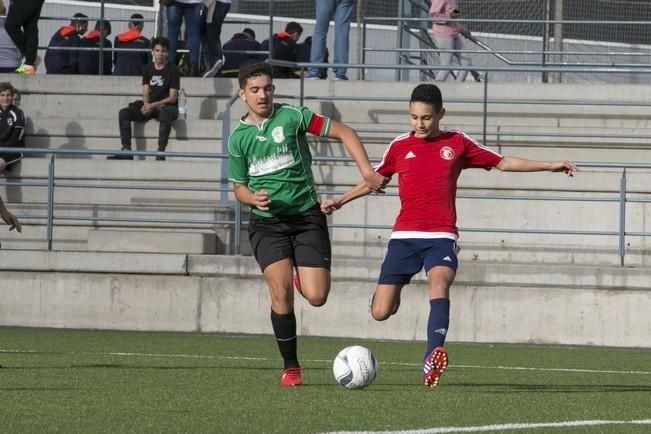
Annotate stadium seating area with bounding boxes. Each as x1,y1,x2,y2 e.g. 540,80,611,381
1,74,651,346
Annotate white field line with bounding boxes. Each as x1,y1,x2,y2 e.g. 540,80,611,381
1,348,650,376
321,419,651,434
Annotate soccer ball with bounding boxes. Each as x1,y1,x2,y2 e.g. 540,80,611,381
332,345,379,389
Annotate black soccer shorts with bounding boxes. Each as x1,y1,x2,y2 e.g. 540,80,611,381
248,205,332,272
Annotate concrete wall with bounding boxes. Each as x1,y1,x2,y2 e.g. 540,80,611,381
1,251,649,348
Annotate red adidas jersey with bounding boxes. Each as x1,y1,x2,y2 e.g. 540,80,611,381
375,130,503,237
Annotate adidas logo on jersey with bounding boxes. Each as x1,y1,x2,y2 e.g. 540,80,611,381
405,151,416,159
443,256,452,261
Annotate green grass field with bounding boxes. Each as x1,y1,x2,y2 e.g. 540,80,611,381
1,327,650,433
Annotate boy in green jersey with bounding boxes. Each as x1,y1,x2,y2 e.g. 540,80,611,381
228,61,387,387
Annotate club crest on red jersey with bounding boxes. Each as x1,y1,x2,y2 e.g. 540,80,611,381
440,146,455,160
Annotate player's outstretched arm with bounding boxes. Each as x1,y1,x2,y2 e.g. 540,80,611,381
321,180,373,215
496,156,577,176
0,196,21,232
327,120,389,192
232,183,271,212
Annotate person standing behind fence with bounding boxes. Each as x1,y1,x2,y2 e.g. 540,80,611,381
308,0,353,81
201,0,230,78
429,0,472,81
166,0,202,77
4,0,44,75
78,20,112,75
44,12,88,74
113,14,150,77
0,1,21,73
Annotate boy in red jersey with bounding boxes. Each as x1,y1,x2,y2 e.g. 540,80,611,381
321,84,577,388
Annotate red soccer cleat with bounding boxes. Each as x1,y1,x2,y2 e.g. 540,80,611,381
423,346,448,388
280,367,303,387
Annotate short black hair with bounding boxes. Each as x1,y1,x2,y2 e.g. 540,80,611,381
285,21,303,35
242,28,256,40
238,61,273,89
72,12,88,26
94,20,111,35
410,84,443,112
150,36,170,51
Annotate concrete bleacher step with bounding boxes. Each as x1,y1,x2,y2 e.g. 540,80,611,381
87,229,219,254
26,117,224,140
3,158,223,181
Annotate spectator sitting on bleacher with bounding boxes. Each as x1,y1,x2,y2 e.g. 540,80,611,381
220,28,261,78
78,20,112,75
113,13,150,77
260,21,302,79
107,37,180,162
44,12,88,74
12,87,20,107
0,82,25,174
295,35,327,79
0,1,21,73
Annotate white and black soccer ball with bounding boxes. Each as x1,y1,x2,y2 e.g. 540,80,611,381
332,345,379,389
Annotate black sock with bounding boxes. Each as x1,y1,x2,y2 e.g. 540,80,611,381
270,310,299,369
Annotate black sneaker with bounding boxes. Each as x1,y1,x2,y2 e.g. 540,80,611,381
106,153,133,160
155,155,166,161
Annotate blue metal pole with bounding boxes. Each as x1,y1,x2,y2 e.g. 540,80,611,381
47,155,55,251
618,169,626,266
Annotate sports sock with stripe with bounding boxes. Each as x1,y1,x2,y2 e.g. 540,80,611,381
270,310,300,369
425,298,450,360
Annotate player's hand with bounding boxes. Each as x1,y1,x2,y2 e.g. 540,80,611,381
362,170,389,193
252,190,271,211
141,103,154,114
550,160,578,177
0,209,21,232
321,197,343,215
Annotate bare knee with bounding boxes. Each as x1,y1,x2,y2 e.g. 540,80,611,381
304,292,328,307
371,305,391,321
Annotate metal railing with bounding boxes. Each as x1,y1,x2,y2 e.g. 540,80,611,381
1,143,650,266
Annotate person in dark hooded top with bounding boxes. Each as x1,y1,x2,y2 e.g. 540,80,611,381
260,21,302,79
220,28,261,77
78,20,112,75
44,12,88,74
113,13,150,76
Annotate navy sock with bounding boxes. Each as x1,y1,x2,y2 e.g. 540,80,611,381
425,298,450,360
270,310,299,369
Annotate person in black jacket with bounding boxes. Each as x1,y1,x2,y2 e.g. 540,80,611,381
107,37,180,162
0,82,25,174
78,20,112,75
44,12,88,74
220,28,261,78
113,13,150,77
260,21,302,79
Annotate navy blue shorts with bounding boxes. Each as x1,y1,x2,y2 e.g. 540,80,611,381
378,238,459,285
